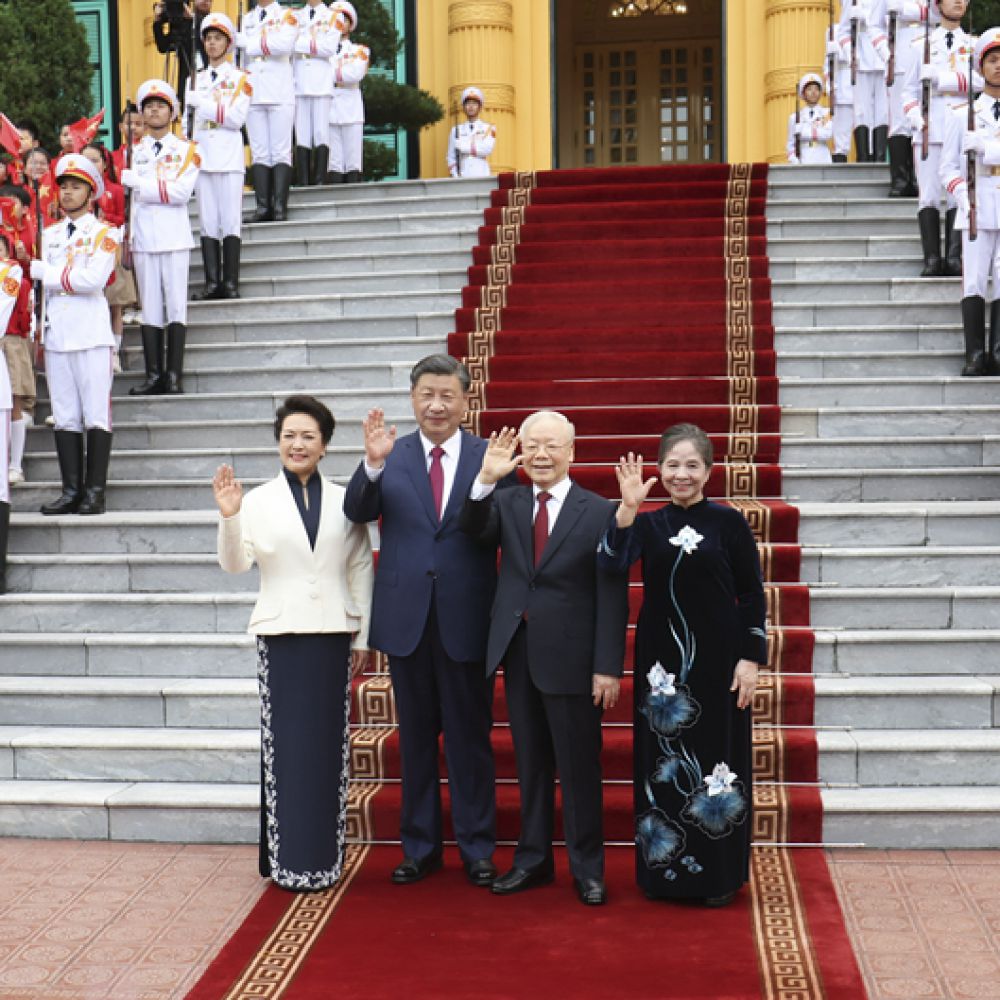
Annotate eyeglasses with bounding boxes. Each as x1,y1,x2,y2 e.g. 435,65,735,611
522,440,572,455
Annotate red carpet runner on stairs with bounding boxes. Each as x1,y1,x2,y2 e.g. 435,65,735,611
187,164,867,1000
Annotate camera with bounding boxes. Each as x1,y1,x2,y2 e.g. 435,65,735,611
159,0,188,26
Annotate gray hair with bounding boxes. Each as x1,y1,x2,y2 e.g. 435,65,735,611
519,410,576,444
409,354,471,392
657,423,713,467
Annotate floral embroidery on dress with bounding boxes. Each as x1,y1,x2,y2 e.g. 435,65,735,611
636,807,686,867
681,762,748,839
669,524,703,555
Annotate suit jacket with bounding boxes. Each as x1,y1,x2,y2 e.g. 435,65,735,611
461,481,629,695
218,472,373,643
342,429,501,662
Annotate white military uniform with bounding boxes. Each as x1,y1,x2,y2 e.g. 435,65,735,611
189,61,252,239
123,132,200,325
0,263,17,504
36,215,117,434
238,2,298,167
903,24,977,208
826,7,855,157
837,0,889,130
787,75,834,164
294,3,341,149
447,120,497,177
329,38,370,174
876,0,934,136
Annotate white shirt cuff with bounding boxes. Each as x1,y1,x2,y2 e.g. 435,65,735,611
469,478,497,501
363,461,384,482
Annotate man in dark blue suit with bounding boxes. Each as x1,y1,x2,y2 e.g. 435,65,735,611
343,354,499,886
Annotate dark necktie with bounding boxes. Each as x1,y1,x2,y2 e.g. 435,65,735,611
309,7,315,18
993,100,1000,122
533,492,551,568
946,31,954,50
211,70,217,82
66,221,75,238
429,446,445,520
153,140,162,156
260,7,267,22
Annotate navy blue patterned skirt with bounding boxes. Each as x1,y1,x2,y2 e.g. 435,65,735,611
255,633,352,891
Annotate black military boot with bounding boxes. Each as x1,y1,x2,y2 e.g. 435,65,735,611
193,236,223,300
272,163,293,222
832,153,848,163
221,236,241,299
961,296,988,376
129,325,166,395
325,170,345,184
77,428,113,516
0,501,9,594
943,207,963,277
853,126,871,163
344,170,363,185
988,299,1000,375
902,137,919,196
887,135,911,197
294,146,311,187
163,323,187,394
917,207,943,277
40,430,84,515
313,145,329,186
872,125,888,164
250,163,274,223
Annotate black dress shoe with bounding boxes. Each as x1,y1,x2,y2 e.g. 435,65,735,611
464,858,497,887
704,891,737,908
390,853,443,885
574,878,607,906
491,865,554,895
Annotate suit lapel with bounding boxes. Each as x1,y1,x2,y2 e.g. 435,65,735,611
535,483,587,574
440,431,479,529
401,433,439,527
513,485,534,568
277,474,317,560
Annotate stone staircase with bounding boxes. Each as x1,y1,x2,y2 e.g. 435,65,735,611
0,166,996,848
770,163,1000,847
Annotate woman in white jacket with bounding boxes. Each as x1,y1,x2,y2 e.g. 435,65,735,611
213,394,373,891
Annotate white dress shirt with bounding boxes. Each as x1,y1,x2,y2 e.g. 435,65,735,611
470,472,573,534
365,429,463,517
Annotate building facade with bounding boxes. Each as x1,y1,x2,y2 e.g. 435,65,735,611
77,0,831,176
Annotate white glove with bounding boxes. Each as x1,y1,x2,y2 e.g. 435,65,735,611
875,38,891,63
186,91,202,109
955,187,971,217
849,6,866,22
234,31,247,48
906,107,925,132
796,122,813,137
120,168,138,189
920,63,938,85
826,38,839,57
29,260,45,282
788,154,800,165
887,0,905,13
962,131,986,156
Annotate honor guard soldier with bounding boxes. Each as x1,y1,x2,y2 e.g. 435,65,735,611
878,0,934,194
328,3,369,184
941,26,1000,375
120,79,201,395
186,13,252,301
293,0,342,186
236,1,298,221
827,2,856,161
903,0,975,275
787,73,834,164
0,250,17,587
837,0,891,161
30,155,118,517
447,87,497,178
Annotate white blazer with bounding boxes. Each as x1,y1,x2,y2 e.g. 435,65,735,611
218,473,373,645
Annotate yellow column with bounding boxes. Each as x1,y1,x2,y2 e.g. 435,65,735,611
726,0,769,163
418,0,552,178
763,0,836,163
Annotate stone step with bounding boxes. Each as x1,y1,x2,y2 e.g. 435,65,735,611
767,180,898,201
796,501,1000,547
784,405,1000,438
778,351,960,377
0,634,254,678
774,276,954,305
774,299,959,327
776,325,959,353
778,376,1000,407
240,209,486,243
768,216,921,238
769,164,890,183
767,235,915,259
809,587,1000,629
784,466,1000,502
768,198,920,220
191,250,473,280
813,630,1000,675
190,269,466,300
769,256,922,280
821,786,1000,848
237,229,481,262
813,674,996,730
819,729,1000,787
782,435,1000,467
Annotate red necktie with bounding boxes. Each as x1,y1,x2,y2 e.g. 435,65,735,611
429,446,445,520
533,491,551,567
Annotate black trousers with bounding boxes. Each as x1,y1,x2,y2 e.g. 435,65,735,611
503,624,605,880
388,603,496,862
257,632,352,891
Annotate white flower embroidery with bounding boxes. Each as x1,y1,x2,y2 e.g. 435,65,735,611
669,525,703,555
704,762,737,797
647,662,677,697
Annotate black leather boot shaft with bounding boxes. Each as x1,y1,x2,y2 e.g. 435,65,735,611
192,236,223,300
77,428,113,516
221,236,241,299
250,164,273,223
272,163,293,222
853,126,871,163
294,146,311,187
961,295,988,376
917,207,943,277
129,326,165,395
0,501,9,593
943,207,963,277
872,125,888,164
313,145,329,186
40,430,84,515
163,322,187,395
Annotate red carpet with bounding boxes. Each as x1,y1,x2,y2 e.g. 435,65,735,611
186,164,866,999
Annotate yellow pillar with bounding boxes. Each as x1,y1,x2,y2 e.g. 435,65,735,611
763,0,836,163
725,0,769,164
418,0,552,178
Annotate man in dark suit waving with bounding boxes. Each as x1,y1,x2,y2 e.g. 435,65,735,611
461,411,629,906
343,355,498,887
